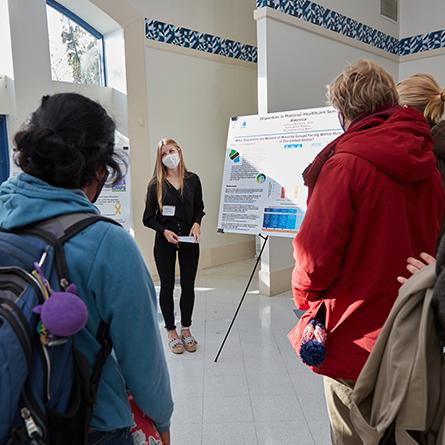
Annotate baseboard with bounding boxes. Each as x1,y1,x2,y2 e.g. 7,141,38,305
259,265,292,296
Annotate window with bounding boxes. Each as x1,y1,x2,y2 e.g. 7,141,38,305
46,0,106,86
0,116,9,184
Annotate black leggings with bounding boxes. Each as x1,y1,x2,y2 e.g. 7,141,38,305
154,234,200,330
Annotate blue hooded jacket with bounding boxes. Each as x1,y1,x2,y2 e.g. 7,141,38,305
0,173,173,433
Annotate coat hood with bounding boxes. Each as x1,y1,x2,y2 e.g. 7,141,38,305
304,106,437,195
336,106,436,182
0,173,98,230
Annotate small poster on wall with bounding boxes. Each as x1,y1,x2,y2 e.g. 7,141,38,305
95,131,134,235
217,106,342,238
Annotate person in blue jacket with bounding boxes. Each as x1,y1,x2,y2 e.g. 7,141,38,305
0,93,173,445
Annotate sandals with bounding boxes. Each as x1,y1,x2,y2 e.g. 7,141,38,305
181,330,198,353
168,337,185,354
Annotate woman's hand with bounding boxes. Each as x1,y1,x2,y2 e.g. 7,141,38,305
190,223,201,242
163,229,179,244
397,252,436,284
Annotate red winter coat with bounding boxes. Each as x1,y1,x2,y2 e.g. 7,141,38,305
288,106,445,381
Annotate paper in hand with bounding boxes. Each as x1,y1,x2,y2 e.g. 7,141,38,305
178,236,199,243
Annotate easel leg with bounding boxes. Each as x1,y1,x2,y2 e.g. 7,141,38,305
214,235,269,362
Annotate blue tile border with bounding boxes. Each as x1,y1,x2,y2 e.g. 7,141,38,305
256,0,399,55
400,29,445,56
146,8,445,62
145,19,258,63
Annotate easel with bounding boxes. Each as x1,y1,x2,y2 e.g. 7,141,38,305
214,234,269,362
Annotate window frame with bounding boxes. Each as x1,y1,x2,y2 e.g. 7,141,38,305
0,116,10,184
46,0,107,86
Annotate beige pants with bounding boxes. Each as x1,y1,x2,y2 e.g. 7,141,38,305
323,376,362,445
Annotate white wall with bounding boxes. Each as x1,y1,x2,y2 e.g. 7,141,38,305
128,0,257,45
104,29,127,94
399,0,445,37
398,0,445,88
7,0,53,138
0,0,14,79
399,56,445,89
259,16,398,113
145,46,257,269
314,0,398,37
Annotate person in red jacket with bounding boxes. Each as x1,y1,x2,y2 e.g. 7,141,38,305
288,59,445,444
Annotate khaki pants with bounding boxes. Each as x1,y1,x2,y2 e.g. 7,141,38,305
323,376,362,445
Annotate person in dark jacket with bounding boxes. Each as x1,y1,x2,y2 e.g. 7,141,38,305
143,138,204,354
288,60,445,444
397,73,445,182
398,73,445,242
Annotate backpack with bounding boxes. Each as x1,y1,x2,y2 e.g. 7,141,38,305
0,213,119,445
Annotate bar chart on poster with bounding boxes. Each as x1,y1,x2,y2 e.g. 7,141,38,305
217,106,342,237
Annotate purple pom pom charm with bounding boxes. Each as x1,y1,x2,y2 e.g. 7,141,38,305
32,263,88,343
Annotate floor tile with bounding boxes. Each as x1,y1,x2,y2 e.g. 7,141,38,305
170,422,202,445
308,420,331,445
255,421,314,445
250,395,305,422
204,373,249,397
247,372,293,396
202,422,258,445
153,259,332,445
203,396,254,423
171,397,203,424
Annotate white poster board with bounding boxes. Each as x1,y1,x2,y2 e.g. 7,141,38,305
217,106,342,237
95,131,134,234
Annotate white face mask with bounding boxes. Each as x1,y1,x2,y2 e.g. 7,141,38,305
162,152,180,170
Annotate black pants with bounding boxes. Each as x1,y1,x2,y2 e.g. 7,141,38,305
154,234,200,330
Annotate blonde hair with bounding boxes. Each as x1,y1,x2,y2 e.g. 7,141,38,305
152,138,187,209
327,59,399,121
397,74,445,125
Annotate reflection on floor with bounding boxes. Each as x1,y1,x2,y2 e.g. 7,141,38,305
155,258,330,445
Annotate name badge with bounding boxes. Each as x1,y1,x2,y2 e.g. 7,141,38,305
162,205,176,216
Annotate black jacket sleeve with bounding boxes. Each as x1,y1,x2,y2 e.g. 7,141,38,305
193,175,205,224
143,182,165,234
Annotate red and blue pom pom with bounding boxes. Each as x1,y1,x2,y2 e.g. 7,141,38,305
299,319,327,367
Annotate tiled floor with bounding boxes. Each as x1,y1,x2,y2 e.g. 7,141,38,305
155,259,330,445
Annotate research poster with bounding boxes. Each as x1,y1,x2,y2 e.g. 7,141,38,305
95,131,134,234
217,107,343,237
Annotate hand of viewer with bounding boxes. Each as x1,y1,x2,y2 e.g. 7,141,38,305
397,252,436,284
161,431,170,445
164,229,179,244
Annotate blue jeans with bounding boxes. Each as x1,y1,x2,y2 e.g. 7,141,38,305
88,427,133,445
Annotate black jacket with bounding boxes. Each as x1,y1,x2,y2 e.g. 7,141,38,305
143,172,205,236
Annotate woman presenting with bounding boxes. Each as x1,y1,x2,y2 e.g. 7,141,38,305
143,138,204,354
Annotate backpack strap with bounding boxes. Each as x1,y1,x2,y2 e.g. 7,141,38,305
15,213,119,422
11,213,121,286
34,213,118,399
38,213,121,285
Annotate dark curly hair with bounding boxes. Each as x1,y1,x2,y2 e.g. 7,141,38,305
14,93,124,188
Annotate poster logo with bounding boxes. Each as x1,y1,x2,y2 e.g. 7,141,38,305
229,149,240,164
112,178,126,192
256,173,266,184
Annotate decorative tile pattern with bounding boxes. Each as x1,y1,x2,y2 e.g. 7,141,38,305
400,29,445,56
145,19,258,63
146,5,445,61
256,0,399,54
